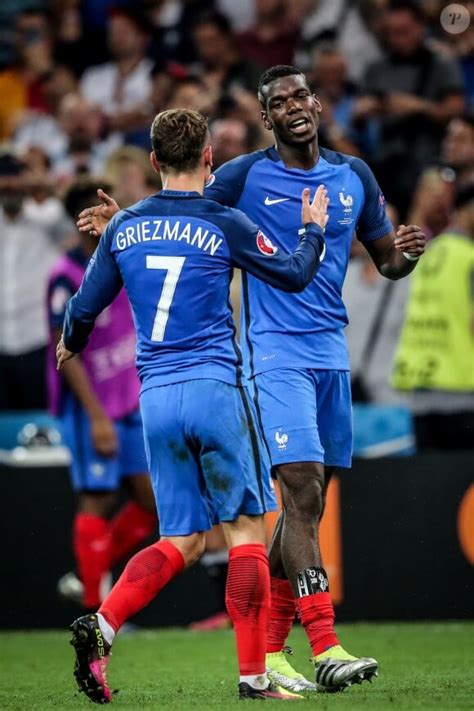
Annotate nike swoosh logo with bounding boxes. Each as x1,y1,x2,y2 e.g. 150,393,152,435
264,196,291,206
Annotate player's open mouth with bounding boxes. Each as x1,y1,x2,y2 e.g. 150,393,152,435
288,117,310,134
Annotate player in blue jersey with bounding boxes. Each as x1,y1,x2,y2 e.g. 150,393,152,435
78,65,426,694
205,65,425,693
58,108,329,703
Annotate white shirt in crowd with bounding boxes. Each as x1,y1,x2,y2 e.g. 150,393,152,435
80,58,154,116
13,114,122,179
0,199,73,356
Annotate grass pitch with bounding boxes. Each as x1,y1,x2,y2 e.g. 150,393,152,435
1,623,472,710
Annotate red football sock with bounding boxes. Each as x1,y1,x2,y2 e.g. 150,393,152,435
225,543,270,676
99,540,184,632
109,502,157,567
296,592,339,657
74,513,112,609
267,577,296,653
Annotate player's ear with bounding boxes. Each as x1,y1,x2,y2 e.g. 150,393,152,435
150,151,160,174
203,144,213,170
313,95,322,113
261,109,272,131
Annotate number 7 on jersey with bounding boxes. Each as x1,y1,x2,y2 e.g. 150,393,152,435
146,255,185,342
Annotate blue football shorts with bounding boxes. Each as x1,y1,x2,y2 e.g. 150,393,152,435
252,368,353,468
60,398,148,491
139,379,277,536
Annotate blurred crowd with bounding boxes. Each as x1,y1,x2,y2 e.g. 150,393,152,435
0,0,473,449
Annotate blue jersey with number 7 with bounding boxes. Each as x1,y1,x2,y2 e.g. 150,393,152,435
64,189,325,391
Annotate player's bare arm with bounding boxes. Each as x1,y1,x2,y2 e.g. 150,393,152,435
77,189,119,237
56,335,75,370
55,330,118,457
364,224,426,279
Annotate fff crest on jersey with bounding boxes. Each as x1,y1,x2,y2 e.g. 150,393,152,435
256,230,278,256
338,189,354,226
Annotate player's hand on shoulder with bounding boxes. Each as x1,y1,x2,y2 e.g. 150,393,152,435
394,224,426,259
91,414,118,458
301,185,329,231
76,189,120,237
56,336,75,370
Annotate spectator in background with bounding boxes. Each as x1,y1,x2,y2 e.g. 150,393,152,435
21,147,73,230
217,0,255,31
433,0,474,110
105,146,161,206
146,0,218,65
52,0,110,76
0,151,73,410
80,7,153,139
343,203,411,405
354,0,465,217
215,89,270,148
407,166,456,242
237,0,300,69
191,11,261,95
210,118,257,168
165,75,217,115
308,44,365,156
296,0,386,83
392,184,474,450
12,64,77,162
0,8,55,140
52,93,122,183
441,114,474,187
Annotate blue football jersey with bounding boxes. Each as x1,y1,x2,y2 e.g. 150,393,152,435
63,190,325,390
205,146,393,374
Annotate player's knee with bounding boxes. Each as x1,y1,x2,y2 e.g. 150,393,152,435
297,477,324,520
165,532,206,567
281,467,324,522
79,491,117,518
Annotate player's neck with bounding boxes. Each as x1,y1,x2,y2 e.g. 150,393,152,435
275,139,320,171
161,172,205,195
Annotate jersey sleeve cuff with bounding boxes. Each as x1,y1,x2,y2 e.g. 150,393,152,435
63,313,95,353
304,223,325,238
357,219,393,242
303,223,326,260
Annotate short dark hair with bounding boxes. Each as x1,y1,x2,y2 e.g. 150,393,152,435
108,6,151,34
0,152,25,176
388,0,425,23
192,10,233,37
454,182,474,210
258,65,306,105
150,109,209,173
64,179,112,220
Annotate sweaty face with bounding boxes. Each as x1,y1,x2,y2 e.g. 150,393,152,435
261,74,320,146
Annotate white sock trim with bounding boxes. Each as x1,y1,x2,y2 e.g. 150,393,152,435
240,674,269,690
97,612,116,646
